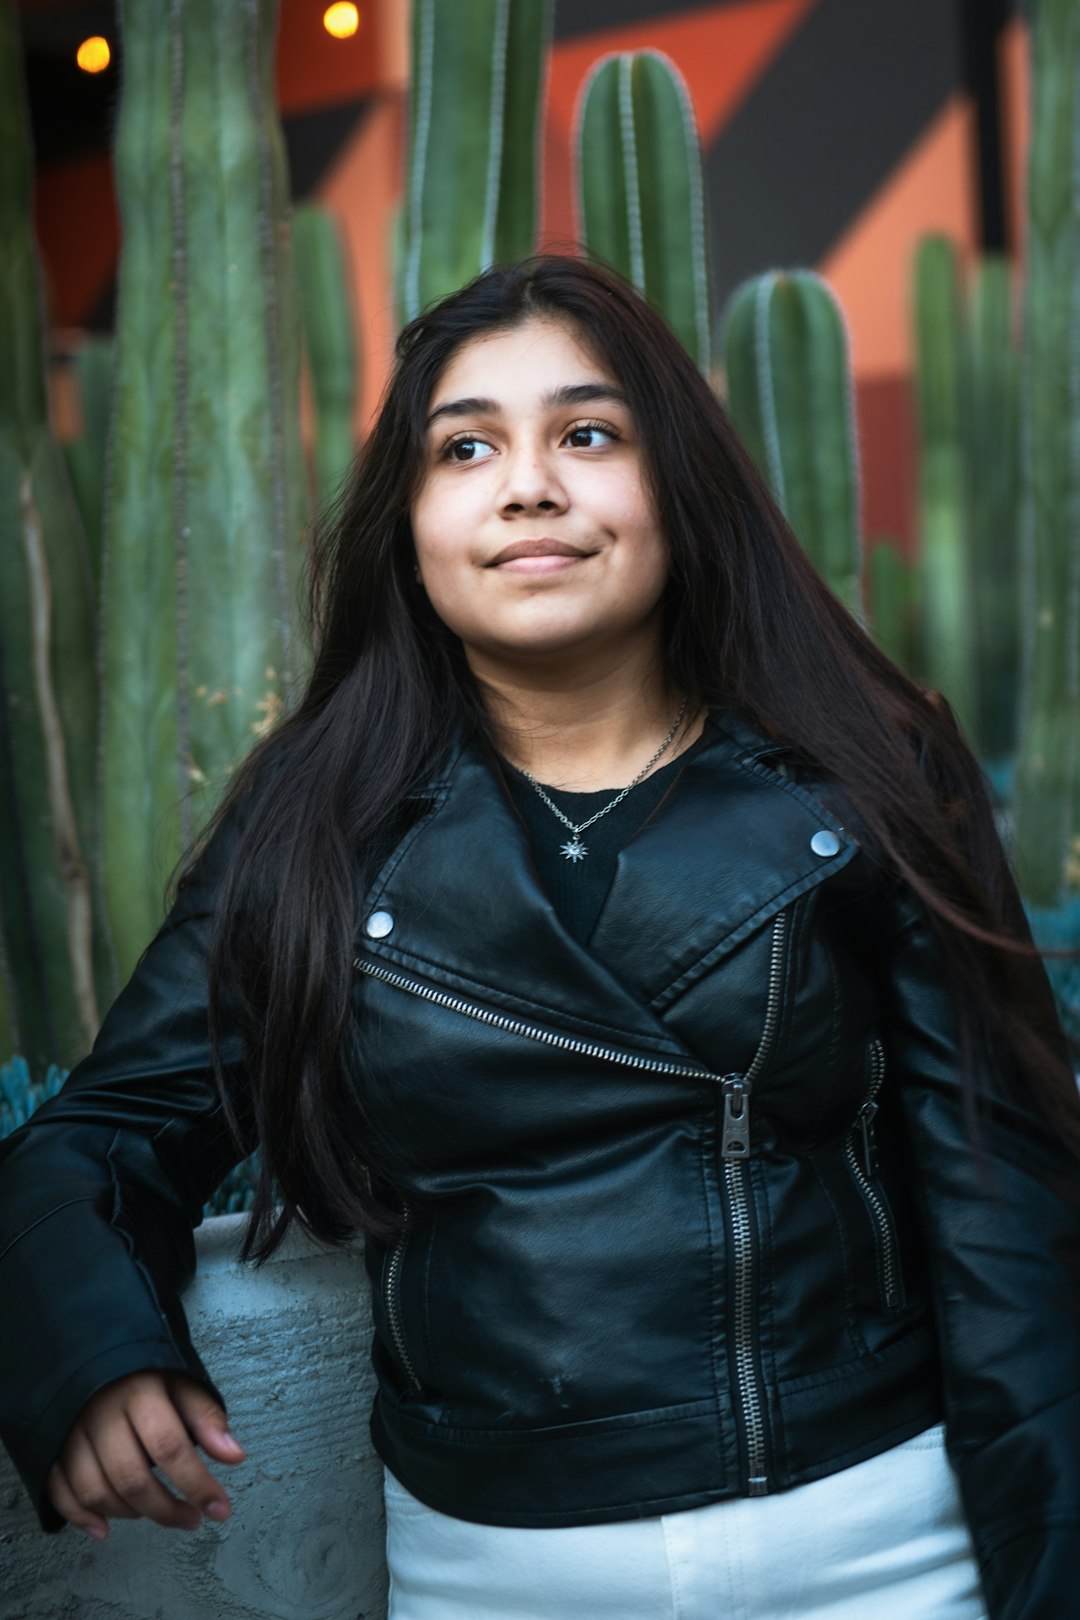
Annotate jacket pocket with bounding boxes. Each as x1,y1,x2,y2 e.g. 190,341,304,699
383,1202,425,1396
844,1037,906,1313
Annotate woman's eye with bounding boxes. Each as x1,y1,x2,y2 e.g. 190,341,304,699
564,422,618,448
440,421,619,462
443,436,495,463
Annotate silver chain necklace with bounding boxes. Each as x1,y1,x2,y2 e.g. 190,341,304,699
509,694,690,863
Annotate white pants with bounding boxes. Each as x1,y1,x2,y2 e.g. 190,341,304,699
383,1422,988,1619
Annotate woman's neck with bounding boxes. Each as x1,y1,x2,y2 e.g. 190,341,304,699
478,665,706,792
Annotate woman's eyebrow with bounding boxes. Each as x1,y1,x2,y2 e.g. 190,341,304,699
425,382,630,429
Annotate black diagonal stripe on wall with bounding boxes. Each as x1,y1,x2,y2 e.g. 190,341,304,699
285,95,376,201
554,0,1023,39
554,0,752,40
703,0,967,332
960,0,1009,252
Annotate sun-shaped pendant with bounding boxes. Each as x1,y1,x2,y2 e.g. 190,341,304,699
560,836,588,862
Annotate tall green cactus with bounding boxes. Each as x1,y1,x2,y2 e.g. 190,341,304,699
62,335,113,598
401,0,550,324
0,0,105,1068
965,255,1021,765
912,236,977,733
721,270,862,615
293,205,359,507
102,0,309,979
576,50,710,372
867,538,920,675
1012,0,1080,907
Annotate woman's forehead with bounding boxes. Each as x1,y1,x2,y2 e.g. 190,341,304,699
429,316,614,400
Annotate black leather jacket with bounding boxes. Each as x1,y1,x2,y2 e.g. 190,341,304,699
1,707,1078,1619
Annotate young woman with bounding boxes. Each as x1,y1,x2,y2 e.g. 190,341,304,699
1,255,1078,1620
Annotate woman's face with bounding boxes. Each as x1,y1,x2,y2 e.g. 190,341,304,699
409,316,669,674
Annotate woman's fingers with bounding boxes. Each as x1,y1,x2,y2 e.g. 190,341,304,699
46,1431,139,1541
89,1391,225,1528
167,1373,246,1468
47,1457,110,1540
93,1406,213,1529
46,1369,246,1535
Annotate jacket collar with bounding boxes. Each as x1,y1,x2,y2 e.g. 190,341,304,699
357,705,857,1050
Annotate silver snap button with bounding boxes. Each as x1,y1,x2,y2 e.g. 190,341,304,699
810,829,841,858
365,910,395,939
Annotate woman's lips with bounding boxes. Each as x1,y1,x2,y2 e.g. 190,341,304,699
486,537,598,575
488,537,593,565
492,552,593,574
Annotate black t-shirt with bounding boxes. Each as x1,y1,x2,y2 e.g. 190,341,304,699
499,719,715,945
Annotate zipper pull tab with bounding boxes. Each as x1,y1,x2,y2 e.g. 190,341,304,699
721,1075,751,1160
856,1098,879,1178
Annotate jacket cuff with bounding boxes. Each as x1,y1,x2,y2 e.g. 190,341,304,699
0,1193,223,1532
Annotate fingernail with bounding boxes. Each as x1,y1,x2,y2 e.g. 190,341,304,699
205,1501,230,1522
220,1431,245,1453
83,1525,107,1542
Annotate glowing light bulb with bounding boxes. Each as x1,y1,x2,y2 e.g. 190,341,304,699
76,36,111,74
323,3,359,38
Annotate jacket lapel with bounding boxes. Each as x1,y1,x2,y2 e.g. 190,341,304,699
358,732,693,1058
357,709,858,1050
587,710,858,1011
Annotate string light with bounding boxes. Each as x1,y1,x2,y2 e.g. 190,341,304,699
323,3,359,38
76,36,111,74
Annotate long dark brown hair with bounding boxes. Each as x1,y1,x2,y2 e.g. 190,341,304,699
180,252,1079,1263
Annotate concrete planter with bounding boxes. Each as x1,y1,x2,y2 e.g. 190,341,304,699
0,1215,388,1620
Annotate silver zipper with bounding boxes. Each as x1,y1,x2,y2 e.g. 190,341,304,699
722,908,789,1496
720,908,789,1161
354,957,723,1083
844,1037,904,1311
384,1200,423,1394
725,1155,767,1493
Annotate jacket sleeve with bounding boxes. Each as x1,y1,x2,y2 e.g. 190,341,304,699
0,821,253,1533
876,875,1080,1620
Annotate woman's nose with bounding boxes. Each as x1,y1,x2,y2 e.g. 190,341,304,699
497,444,569,514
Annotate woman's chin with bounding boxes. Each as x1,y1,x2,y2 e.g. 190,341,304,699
461,621,624,668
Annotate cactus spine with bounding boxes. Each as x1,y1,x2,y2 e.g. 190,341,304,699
0,0,104,1067
576,50,710,371
1012,0,1080,906
401,0,550,324
912,236,977,732
721,270,862,614
102,0,308,978
293,205,359,507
